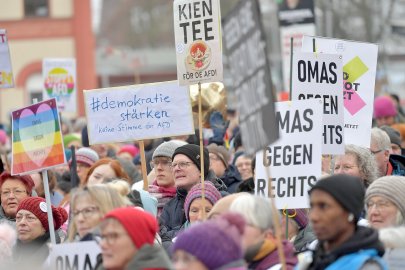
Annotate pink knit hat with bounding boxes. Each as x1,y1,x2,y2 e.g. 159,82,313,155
373,96,397,118
118,145,139,158
0,130,7,145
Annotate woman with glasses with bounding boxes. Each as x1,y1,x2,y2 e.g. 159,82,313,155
0,172,34,228
333,144,379,188
365,175,405,229
14,197,67,268
67,185,127,242
95,207,172,270
148,140,186,217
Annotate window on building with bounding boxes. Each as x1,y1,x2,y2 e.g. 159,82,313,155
26,73,43,103
24,0,49,17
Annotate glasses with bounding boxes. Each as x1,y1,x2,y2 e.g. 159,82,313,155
334,165,358,171
171,161,193,170
150,159,172,169
99,232,128,245
370,149,383,155
16,214,38,223
366,200,393,211
73,206,99,218
1,189,27,198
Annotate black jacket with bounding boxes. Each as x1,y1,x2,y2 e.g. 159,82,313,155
220,165,243,194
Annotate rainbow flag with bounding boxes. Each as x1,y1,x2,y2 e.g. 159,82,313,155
11,98,66,175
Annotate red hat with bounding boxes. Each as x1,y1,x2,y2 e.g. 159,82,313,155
104,207,157,248
118,145,139,158
17,197,68,231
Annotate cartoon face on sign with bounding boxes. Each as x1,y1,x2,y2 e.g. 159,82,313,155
185,40,211,71
44,68,75,97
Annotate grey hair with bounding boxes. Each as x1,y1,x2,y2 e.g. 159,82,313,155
371,128,391,151
229,194,279,231
344,144,379,187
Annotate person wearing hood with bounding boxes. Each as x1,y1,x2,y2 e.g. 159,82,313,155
0,172,34,228
208,144,242,193
96,207,173,270
159,144,227,249
299,174,387,270
230,194,298,270
172,213,247,270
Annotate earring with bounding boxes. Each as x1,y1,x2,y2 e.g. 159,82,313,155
348,213,354,222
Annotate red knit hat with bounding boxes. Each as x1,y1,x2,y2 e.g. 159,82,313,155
104,207,157,248
17,197,68,231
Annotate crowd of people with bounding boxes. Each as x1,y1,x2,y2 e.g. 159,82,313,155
0,94,404,269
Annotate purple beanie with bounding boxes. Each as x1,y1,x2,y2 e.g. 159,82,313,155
374,96,397,118
184,182,222,221
172,213,245,269
285,209,308,230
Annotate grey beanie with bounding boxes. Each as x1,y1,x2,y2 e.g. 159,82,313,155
365,176,405,220
380,126,402,147
152,140,187,160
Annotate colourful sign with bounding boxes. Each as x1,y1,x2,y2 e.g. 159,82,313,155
0,29,14,89
302,36,378,148
11,98,66,175
173,0,223,85
43,59,77,113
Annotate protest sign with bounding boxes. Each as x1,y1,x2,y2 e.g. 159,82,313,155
302,36,378,148
384,249,405,270
11,98,66,175
292,52,345,155
173,0,223,85
0,29,14,89
43,58,77,112
50,241,101,270
255,99,323,209
223,0,278,155
277,0,316,92
84,81,194,145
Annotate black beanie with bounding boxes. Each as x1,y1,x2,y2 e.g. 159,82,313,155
172,144,210,178
309,174,365,222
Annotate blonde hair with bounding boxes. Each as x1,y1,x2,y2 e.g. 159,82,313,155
106,179,132,205
68,185,127,241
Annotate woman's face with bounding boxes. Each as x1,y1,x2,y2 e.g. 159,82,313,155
73,196,103,238
1,179,30,218
333,154,363,179
100,219,137,270
173,250,208,270
367,195,399,229
16,209,45,243
88,164,116,185
188,198,213,224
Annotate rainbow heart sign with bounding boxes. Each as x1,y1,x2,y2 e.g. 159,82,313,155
11,98,66,175
42,58,77,113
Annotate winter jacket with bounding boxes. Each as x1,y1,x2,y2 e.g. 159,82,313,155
293,225,316,252
0,206,16,228
302,226,387,270
220,165,243,194
96,244,174,270
248,240,297,270
389,154,405,176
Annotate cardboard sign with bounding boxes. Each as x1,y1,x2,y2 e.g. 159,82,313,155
173,0,223,85
43,58,77,112
292,52,345,155
84,81,194,145
0,29,14,89
255,100,323,209
222,0,278,155
50,241,101,270
302,36,378,148
11,98,66,175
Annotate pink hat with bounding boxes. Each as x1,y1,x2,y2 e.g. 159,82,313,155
0,130,7,145
118,145,139,158
374,96,397,118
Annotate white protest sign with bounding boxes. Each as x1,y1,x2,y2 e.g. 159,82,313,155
302,36,378,148
173,0,223,85
50,241,101,270
384,249,405,270
255,100,323,209
84,81,194,145
0,29,14,89
292,52,344,155
43,58,77,112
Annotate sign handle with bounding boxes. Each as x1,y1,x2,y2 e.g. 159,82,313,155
198,82,206,219
289,37,294,99
139,140,148,191
43,170,57,245
263,150,287,270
